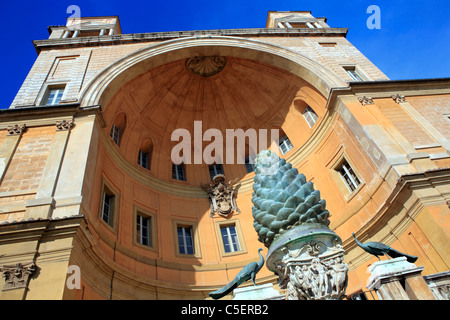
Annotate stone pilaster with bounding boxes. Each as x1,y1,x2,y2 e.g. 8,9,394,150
24,121,75,220
0,124,26,183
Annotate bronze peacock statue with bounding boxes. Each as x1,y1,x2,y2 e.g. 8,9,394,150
353,233,418,263
209,248,265,300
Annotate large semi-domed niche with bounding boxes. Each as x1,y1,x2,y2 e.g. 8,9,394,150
103,56,326,186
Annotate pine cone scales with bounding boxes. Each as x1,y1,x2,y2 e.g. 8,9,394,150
252,151,330,247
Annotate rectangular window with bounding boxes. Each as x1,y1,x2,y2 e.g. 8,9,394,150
344,66,364,81
136,213,152,247
177,226,194,255
43,87,65,106
279,135,293,155
244,155,256,173
302,106,319,128
220,225,241,253
289,22,308,28
110,124,121,146
172,163,185,181
319,42,337,47
337,160,361,192
209,164,224,180
101,186,115,227
138,150,149,169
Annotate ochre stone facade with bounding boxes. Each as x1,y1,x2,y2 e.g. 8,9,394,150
0,11,448,300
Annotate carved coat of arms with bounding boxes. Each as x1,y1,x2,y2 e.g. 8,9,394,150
201,174,241,218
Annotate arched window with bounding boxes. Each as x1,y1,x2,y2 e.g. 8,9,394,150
172,163,186,181
209,164,224,180
294,100,319,128
244,144,257,173
138,138,153,170
302,106,319,128
273,127,293,155
110,113,126,146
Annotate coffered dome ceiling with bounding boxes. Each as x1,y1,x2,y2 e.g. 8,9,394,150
104,56,326,185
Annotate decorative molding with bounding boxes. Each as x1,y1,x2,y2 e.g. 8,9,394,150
7,124,27,136
201,174,240,218
34,28,349,54
56,120,75,131
358,96,374,106
271,238,348,300
186,56,226,77
392,94,407,104
0,262,37,291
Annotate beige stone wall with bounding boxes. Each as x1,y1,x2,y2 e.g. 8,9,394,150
10,17,388,109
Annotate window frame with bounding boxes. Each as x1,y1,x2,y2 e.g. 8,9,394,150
215,219,247,257
302,106,319,128
342,65,366,82
208,163,224,180
110,124,121,146
42,86,66,106
172,163,186,181
173,220,201,258
220,225,241,253
337,160,361,193
177,225,194,255
279,134,294,155
99,179,119,231
138,150,150,170
133,207,157,251
244,155,256,173
329,152,364,200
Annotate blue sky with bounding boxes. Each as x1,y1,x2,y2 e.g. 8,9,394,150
0,0,449,109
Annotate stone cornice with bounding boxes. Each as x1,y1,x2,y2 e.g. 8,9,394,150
0,104,106,129
33,27,348,53
347,77,450,98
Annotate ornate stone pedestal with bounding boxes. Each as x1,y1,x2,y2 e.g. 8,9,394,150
266,224,348,300
367,257,436,300
232,283,285,300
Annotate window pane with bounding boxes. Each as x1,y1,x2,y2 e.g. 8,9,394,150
178,226,194,255
137,214,151,247
173,164,185,181
44,88,65,105
303,106,319,128
102,192,114,226
279,135,293,155
138,150,149,169
221,228,230,252
244,156,255,173
221,225,240,253
346,68,364,81
184,228,193,254
110,125,120,146
177,227,185,254
338,160,361,192
209,164,224,180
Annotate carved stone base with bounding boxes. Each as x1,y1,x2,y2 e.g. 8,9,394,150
266,224,348,300
367,257,436,300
